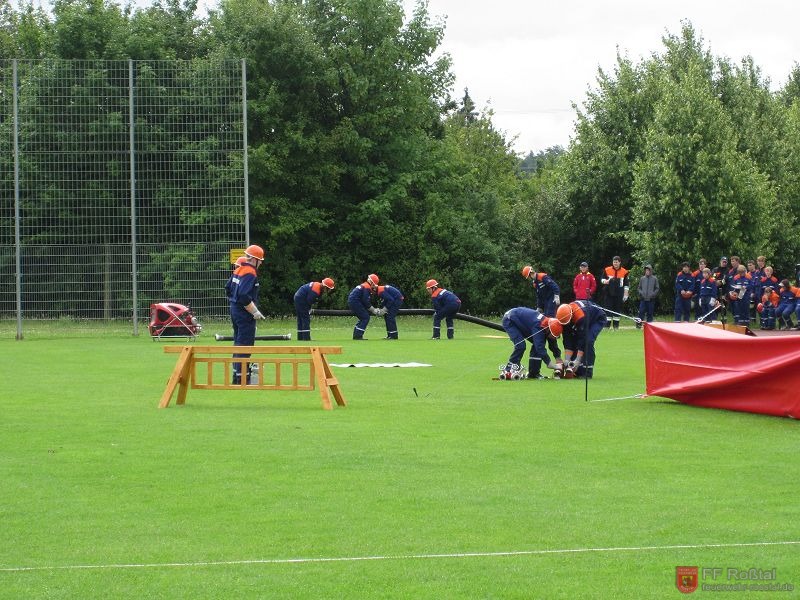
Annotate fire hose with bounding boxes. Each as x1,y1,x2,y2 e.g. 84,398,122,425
309,308,505,332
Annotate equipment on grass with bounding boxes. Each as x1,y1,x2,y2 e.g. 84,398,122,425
149,303,202,340
214,333,291,341
498,363,526,380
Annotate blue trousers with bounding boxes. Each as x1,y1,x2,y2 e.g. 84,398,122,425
349,302,371,339
230,303,256,383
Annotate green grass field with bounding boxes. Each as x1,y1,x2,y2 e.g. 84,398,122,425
1,317,799,599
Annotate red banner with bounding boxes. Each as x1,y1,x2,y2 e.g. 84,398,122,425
644,323,800,418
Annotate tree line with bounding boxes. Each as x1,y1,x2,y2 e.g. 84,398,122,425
2,0,799,315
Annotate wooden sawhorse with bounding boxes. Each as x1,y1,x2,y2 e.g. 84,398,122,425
159,345,346,410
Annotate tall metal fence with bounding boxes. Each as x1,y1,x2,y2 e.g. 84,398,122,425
0,59,248,338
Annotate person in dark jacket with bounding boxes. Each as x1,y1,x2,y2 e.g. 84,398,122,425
375,284,404,339
637,264,660,324
293,277,335,340
557,301,607,378
674,262,695,322
426,279,461,339
227,244,265,384
348,274,379,340
600,256,629,330
500,307,564,380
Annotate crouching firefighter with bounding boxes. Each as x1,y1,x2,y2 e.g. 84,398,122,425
557,300,606,379
500,307,564,380
226,244,265,384
294,277,335,340
348,274,379,340
426,279,461,339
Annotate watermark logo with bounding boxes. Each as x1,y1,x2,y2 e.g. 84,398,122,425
677,566,699,594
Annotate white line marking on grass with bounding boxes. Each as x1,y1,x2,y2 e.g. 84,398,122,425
589,393,647,403
2,540,799,572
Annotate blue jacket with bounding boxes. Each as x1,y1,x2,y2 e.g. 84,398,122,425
532,273,560,308
697,276,717,299
431,288,461,318
348,282,373,311
503,307,551,360
294,282,323,308
376,285,404,311
228,264,259,307
674,271,695,298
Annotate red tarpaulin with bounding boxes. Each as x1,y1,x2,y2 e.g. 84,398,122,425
644,322,800,418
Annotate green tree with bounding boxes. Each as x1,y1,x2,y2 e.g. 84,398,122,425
630,63,774,275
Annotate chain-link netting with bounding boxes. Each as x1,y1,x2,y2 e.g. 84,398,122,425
0,59,246,334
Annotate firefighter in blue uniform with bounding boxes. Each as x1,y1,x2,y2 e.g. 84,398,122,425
696,268,718,322
226,244,265,384
557,301,606,378
500,307,564,380
348,274,379,339
674,262,695,322
375,284,404,339
522,265,563,364
293,277,335,340
225,256,248,341
426,279,461,339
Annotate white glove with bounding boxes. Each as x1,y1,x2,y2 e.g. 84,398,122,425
709,297,717,306
252,310,264,320
380,308,389,316
601,279,609,285
554,295,560,305
368,306,379,315
623,293,629,302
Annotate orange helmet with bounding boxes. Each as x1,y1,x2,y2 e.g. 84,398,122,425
425,279,439,289
521,265,533,279
367,274,379,287
244,244,265,261
556,303,573,324
322,277,335,290
234,256,247,266
543,317,563,338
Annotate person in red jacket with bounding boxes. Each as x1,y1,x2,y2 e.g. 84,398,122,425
573,261,597,301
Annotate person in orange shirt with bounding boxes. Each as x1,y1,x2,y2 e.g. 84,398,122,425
600,255,629,330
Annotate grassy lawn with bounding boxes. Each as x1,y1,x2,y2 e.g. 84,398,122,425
1,316,798,598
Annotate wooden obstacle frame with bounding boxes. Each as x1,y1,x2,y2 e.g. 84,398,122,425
159,345,346,410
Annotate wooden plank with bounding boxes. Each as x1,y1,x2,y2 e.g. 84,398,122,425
321,353,347,407
163,345,342,355
159,346,194,408
310,347,332,410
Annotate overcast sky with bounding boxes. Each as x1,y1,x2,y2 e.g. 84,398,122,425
401,0,800,155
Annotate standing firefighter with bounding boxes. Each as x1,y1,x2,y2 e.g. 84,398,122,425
293,277,335,341
522,265,564,367
600,256,629,330
557,301,606,379
375,284,404,339
500,307,564,380
226,244,265,384
426,279,461,339
348,274,379,340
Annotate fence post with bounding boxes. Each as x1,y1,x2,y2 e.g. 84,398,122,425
13,60,22,341
129,59,139,336
241,59,250,246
